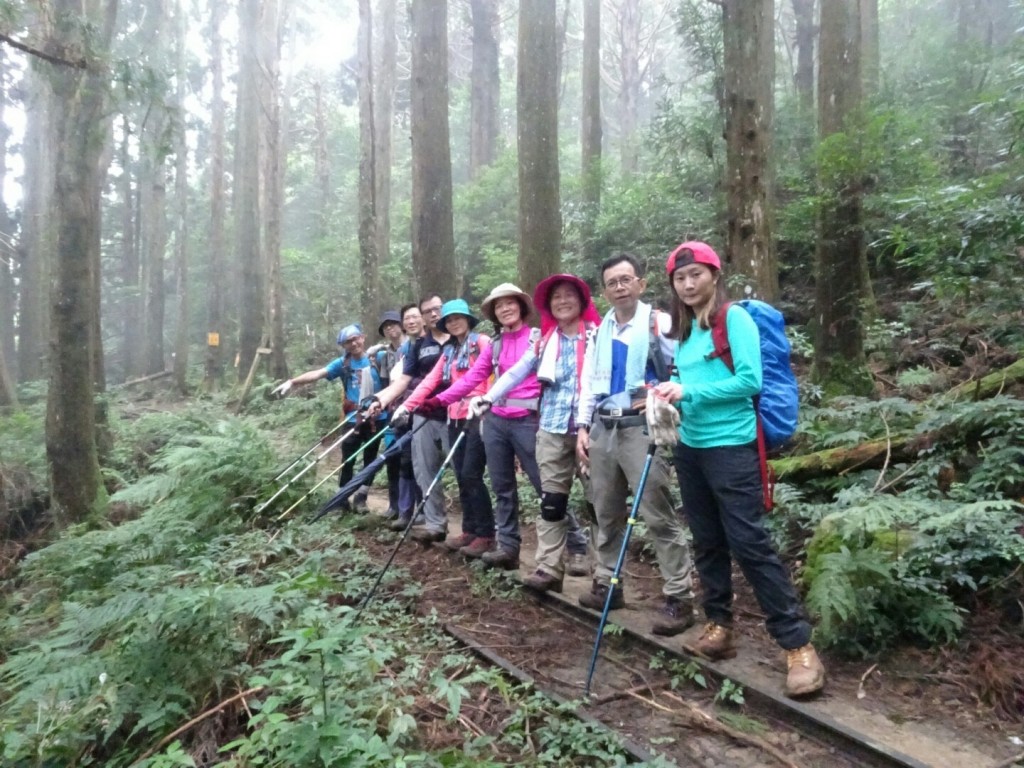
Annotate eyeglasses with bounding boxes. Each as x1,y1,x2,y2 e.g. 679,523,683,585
604,276,638,290
422,305,442,315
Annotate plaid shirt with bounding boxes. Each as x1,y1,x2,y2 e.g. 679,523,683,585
539,329,581,434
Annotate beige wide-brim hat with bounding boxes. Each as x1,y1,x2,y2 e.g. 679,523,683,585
480,282,534,325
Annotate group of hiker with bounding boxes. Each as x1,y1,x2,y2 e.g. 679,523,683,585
272,241,826,699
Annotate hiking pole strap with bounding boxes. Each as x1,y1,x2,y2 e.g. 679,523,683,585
584,442,658,697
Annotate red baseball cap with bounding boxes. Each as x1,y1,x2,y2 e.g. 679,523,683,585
665,241,721,274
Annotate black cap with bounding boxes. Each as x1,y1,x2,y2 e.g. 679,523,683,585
377,310,402,336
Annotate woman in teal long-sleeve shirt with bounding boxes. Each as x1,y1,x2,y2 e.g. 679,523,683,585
652,241,825,699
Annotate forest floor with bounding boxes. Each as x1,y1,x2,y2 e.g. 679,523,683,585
348,486,1024,768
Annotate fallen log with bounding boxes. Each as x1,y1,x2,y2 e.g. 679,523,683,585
772,358,1024,482
939,357,1024,402
119,370,173,388
772,437,920,482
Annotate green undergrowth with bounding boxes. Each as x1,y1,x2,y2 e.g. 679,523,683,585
771,393,1024,657
0,399,643,767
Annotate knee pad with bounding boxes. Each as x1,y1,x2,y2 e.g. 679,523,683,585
541,492,569,522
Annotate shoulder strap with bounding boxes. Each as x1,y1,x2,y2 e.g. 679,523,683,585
535,327,557,357
491,334,502,370
647,309,670,383
708,302,735,373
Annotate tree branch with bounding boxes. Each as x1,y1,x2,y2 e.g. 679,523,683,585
0,33,87,70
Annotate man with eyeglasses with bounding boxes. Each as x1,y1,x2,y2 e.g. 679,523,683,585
575,253,696,636
368,294,451,531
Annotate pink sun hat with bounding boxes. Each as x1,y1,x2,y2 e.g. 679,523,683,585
532,274,603,335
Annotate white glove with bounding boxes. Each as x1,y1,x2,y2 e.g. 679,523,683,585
468,396,491,420
646,390,681,447
271,380,293,398
391,405,410,428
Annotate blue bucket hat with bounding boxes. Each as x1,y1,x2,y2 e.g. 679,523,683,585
436,299,479,334
336,323,364,345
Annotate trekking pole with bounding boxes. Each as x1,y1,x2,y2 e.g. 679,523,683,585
274,424,391,522
356,426,469,619
257,420,361,514
583,442,658,697
272,413,356,483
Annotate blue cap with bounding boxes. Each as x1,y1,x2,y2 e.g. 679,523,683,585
336,323,364,345
436,299,479,334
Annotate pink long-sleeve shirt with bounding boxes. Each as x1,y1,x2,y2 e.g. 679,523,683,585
436,325,542,419
405,333,492,420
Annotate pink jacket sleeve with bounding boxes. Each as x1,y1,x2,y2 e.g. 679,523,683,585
404,356,444,412
436,340,493,404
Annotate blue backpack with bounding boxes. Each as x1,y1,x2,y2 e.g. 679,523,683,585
709,300,799,509
710,300,799,447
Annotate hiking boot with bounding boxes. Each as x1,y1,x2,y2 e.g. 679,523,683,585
566,553,589,577
383,507,400,520
460,536,495,558
390,513,424,532
481,547,520,570
785,644,825,698
444,532,476,551
410,527,445,544
352,492,369,514
651,596,696,637
691,623,737,660
523,569,563,593
578,579,625,611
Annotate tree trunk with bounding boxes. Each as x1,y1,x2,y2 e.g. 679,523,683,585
172,0,190,393
44,0,119,525
358,0,380,336
0,342,16,408
791,0,815,114
374,0,397,274
860,0,879,94
616,0,641,177
204,0,227,391
813,0,872,396
723,0,777,302
263,0,288,380
313,80,331,241
580,0,602,263
0,51,15,382
517,0,561,291
236,0,265,379
17,66,54,383
469,0,499,178
118,115,143,381
138,0,169,376
410,0,456,297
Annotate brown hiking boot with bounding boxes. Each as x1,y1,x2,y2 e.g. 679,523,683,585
651,596,696,637
410,527,445,544
566,553,589,577
481,547,519,570
444,532,475,551
691,623,737,660
523,569,563,593
460,537,495,559
578,579,625,611
785,644,826,697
